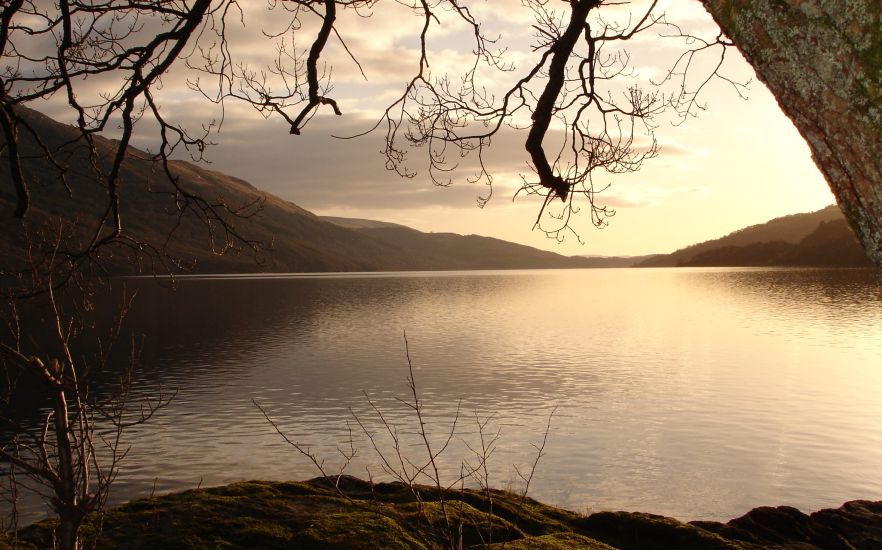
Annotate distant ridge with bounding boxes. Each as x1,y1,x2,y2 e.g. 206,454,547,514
0,106,597,274
320,217,408,230
575,255,658,268
321,217,608,270
636,206,872,268
5,107,868,273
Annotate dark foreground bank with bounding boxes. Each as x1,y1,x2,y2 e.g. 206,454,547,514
4,476,882,549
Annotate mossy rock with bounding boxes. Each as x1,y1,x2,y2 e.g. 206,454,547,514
90,489,351,549
456,490,578,536
0,534,39,550
10,478,882,549
5,520,55,550
573,511,756,550
295,511,428,549
485,532,618,549
397,499,525,547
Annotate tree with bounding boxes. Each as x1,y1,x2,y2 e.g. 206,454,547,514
0,254,171,550
1,0,746,271
700,0,882,272
3,1,880,271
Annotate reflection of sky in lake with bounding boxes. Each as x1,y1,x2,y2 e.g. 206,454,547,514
6,267,882,522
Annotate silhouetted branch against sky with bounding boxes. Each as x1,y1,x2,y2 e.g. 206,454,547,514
1,1,835,257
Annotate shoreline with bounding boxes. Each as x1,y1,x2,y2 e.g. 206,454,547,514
6,476,882,549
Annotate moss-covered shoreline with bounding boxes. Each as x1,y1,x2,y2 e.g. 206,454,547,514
4,476,882,549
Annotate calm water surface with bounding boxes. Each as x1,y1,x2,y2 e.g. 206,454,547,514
10,268,882,521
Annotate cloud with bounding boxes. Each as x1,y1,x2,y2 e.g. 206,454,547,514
14,0,760,251
190,112,496,211
599,180,711,209
657,139,707,157
141,81,714,214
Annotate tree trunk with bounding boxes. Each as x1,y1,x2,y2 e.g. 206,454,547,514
700,0,882,271
51,361,80,550
57,512,79,550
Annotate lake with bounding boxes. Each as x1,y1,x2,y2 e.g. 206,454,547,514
6,267,882,522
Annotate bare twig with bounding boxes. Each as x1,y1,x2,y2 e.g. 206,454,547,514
514,406,556,502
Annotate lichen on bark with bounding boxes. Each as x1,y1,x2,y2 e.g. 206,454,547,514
701,0,882,272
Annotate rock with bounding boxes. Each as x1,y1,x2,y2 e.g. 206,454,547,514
572,511,753,549
5,479,882,549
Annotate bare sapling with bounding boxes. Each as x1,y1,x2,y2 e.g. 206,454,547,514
258,331,558,550
0,258,172,550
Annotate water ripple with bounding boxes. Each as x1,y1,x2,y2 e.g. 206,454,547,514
5,268,882,523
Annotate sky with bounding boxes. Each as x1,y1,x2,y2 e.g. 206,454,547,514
34,0,837,257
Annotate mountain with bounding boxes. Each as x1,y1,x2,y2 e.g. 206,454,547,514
575,255,659,268
0,107,594,274
319,217,408,230
321,217,605,270
636,206,872,268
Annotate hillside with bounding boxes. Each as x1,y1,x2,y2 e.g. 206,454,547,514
637,206,872,268
320,216,409,230
321,218,599,270
0,107,592,274
576,255,658,268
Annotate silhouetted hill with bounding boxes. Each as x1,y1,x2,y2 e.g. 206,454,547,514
0,107,419,274
320,219,600,270
791,219,875,266
575,255,658,268
319,216,408,230
636,206,872,268
323,216,655,268
0,107,593,274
